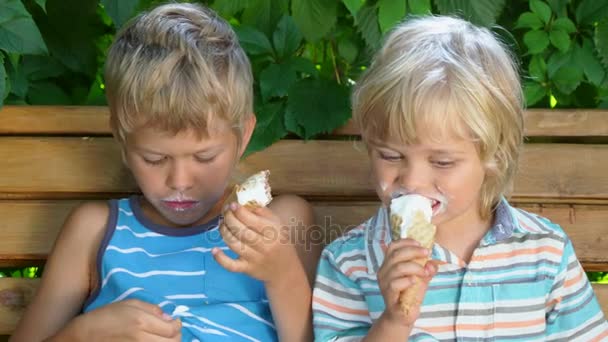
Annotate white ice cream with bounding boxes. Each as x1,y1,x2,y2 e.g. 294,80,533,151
236,170,272,207
390,194,432,239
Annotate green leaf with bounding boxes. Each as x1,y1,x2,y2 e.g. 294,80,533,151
575,0,608,24
43,0,105,75
246,101,288,156
434,0,506,27
549,29,570,53
528,55,547,82
578,39,606,86
242,0,288,37
259,57,317,101
288,56,318,75
530,0,552,24
378,0,407,33
0,55,6,105
5,57,28,98
234,26,274,56
101,0,139,29
523,30,550,54
547,50,573,77
523,81,546,106
211,0,249,18
292,0,338,42
287,79,351,139
27,80,71,104
355,3,382,52
408,0,431,14
260,63,295,101
273,16,302,60
35,0,47,13
552,66,584,94
22,55,66,80
596,19,608,67
342,0,365,17
552,17,576,34
547,0,569,16
515,12,543,30
338,36,359,63
0,0,47,54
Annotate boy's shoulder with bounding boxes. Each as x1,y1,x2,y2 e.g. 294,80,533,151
508,204,568,239
321,208,384,266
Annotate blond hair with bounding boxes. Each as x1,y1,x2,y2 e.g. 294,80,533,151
352,16,524,219
105,3,253,145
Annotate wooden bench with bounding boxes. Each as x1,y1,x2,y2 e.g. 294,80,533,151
1,105,607,336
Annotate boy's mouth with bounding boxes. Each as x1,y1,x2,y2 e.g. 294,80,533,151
390,193,445,217
162,200,200,211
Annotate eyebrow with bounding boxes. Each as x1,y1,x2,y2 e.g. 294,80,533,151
136,146,223,155
428,148,467,155
371,142,468,157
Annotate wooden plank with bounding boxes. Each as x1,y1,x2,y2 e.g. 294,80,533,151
0,279,607,335
1,138,608,202
0,106,110,135
596,283,608,319
1,200,607,270
0,278,39,335
333,109,608,137
0,201,74,267
3,106,608,137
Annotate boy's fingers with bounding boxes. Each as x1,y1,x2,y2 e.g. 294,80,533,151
390,261,427,278
219,224,252,257
223,211,264,243
141,315,182,338
232,205,275,233
384,247,430,267
212,248,247,273
122,299,164,316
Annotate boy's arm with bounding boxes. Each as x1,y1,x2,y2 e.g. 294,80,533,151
9,201,109,341
10,201,182,342
267,195,321,342
545,237,608,340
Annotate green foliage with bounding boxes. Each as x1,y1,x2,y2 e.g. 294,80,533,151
0,0,607,150
0,267,41,278
588,272,608,284
515,0,608,107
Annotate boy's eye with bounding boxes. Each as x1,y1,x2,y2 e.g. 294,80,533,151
432,160,455,168
143,157,166,165
194,155,216,163
379,152,402,161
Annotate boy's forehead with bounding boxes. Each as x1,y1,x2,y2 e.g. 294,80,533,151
126,122,236,145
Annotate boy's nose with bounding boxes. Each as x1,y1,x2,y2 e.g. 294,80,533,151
398,163,429,193
166,162,194,191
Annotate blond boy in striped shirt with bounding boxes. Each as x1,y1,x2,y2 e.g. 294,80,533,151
313,15,608,341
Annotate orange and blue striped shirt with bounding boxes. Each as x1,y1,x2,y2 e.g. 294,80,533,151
313,199,608,341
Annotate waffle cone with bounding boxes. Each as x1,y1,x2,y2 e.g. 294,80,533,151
390,211,436,316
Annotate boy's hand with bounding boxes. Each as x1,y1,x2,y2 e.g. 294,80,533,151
214,202,300,284
376,239,437,327
56,299,181,341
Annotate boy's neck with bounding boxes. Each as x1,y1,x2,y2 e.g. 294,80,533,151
435,214,493,264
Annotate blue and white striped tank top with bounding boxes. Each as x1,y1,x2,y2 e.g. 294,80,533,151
83,196,277,342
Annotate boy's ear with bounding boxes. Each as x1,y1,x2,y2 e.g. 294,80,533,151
238,114,257,157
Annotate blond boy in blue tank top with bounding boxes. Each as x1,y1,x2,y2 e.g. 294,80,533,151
11,3,321,341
